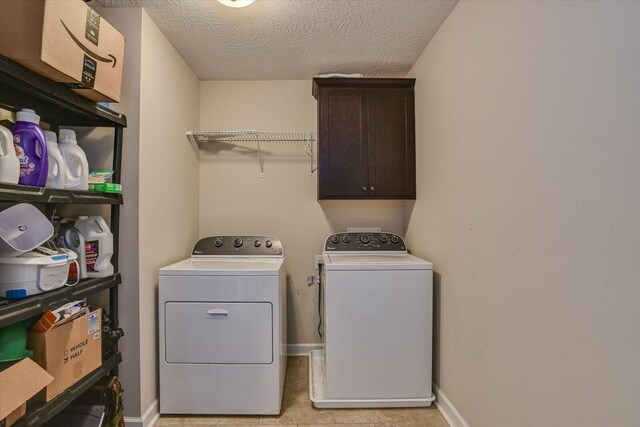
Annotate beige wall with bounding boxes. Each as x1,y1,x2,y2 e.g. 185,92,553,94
78,6,144,417
199,80,407,344
86,6,200,419
406,1,640,426
138,8,200,412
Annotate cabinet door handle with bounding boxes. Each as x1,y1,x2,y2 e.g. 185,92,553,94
362,186,367,191
370,186,375,191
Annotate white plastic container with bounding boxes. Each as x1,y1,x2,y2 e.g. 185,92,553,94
74,216,114,278
44,131,67,189
57,222,88,280
0,124,20,184
0,248,78,299
0,203,54,257
58,129,89,191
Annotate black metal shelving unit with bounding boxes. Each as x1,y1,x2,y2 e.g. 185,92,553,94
0,54,126,426
0,182,122,205
0,275,122,328
12,352,123,427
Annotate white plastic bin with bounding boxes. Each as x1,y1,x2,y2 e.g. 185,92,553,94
0,248,78,299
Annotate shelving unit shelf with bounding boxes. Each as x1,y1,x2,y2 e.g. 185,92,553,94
0,274,122,328
186,130,317,176
0,183,123,205
12,352,122,427
0,54,126,427
0,55,126,128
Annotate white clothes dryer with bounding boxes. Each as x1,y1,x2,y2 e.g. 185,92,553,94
159,236,286,415
310,231,434,408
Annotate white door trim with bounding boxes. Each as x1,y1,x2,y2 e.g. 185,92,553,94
124,399,160,427
433,383,470,427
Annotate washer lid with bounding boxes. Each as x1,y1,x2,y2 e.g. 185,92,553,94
324,253,432,271
159,257,284,276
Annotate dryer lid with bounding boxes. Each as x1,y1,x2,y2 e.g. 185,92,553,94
324,253,432,271
159,257,284,276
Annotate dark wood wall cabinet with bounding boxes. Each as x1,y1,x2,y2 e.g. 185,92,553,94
313,78,416,200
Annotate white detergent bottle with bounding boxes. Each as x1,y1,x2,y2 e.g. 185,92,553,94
0,125,20,184
58,129,89,191
74,216,114,278
43,131,67,189
57,221,88,280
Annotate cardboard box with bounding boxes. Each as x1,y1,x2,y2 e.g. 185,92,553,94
0,358,54,427
27,308,102,401
89,182,123,194
0,0,125,102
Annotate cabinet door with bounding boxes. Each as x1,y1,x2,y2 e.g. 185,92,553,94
366,88,416,198
318,88,369,199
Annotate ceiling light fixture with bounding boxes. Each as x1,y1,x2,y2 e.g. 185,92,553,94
217,0,255,8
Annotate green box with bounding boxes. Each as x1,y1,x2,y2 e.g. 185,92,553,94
89,183,123,194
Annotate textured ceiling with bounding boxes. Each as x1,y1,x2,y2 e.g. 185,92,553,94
96,0,458,80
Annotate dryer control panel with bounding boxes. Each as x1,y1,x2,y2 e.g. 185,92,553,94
324,232,406,252
192,236,284,257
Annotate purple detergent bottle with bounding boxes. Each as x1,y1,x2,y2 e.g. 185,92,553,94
13,108,48,187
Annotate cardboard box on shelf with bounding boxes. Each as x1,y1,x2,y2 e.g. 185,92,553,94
0,0,125,103
0,357,54,427
27,308,103,402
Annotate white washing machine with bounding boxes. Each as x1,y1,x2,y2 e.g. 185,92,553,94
159,236,287,415
309,231,434,408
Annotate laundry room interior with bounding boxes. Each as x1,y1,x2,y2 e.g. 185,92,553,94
0,1,638,427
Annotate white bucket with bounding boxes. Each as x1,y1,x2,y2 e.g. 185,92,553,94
0,204,54,257
0,248,78,299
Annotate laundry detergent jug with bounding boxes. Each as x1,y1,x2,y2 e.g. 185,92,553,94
0,124,19,184
44,131,67,189
58,129,89,191
13,109,48,187
74,216,114,278
57,222,87,280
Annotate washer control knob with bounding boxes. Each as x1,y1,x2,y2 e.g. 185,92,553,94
342,235,350,243
331,235,340,244
360,235,370,244
233,238,243,248
380,235,389,243
391,235,400,243
214,238,223,247
265,240,273,248
254,240,261,247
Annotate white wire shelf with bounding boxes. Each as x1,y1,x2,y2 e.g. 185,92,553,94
186,130,317,177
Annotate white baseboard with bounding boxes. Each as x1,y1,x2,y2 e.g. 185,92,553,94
124,399,160,427
433,384,470,427
287,343,324,356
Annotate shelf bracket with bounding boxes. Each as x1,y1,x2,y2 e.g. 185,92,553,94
304,133,317,177
255,131,264,178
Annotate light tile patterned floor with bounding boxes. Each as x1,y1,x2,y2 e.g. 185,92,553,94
155,356,447,427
